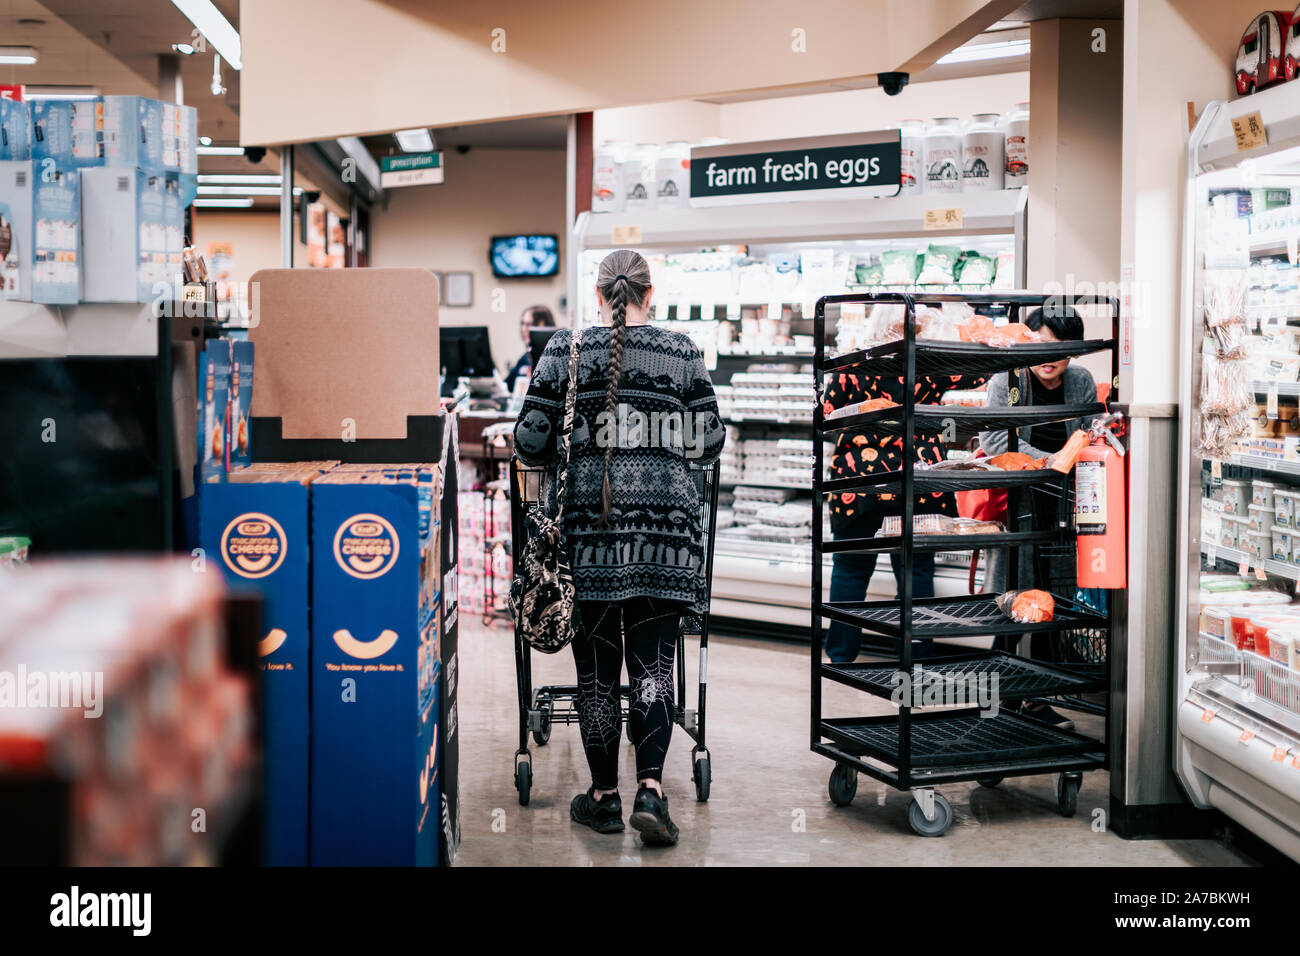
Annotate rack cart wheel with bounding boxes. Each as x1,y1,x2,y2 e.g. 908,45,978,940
692,747,712,802
1055,772,1081,818
976,776,1003,789
908,790,952,837
828,764,858,807
532,705,552,747
515,752,532,807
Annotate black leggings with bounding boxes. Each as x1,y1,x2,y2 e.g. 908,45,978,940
572,597,681,791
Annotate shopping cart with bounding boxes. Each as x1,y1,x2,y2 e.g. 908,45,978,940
508,456,721,806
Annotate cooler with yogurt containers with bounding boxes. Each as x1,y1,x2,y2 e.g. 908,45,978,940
1177,84,1300,861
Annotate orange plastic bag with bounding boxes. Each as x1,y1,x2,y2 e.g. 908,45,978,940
997,589,1055,623
959,315,996,343
986,451,1042,471
985,323,1041,347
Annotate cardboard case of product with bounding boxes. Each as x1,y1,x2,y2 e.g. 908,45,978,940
248,268,439,445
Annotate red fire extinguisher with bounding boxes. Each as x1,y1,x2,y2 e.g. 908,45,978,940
1075,412,1127,589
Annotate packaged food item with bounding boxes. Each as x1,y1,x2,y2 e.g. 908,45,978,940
962,114,1005,192
198,340,232,482
985,323,1041,347
229,340,254,467
1272,524,1292,561
854,260,884,286
623,143,658,211
959,314,997,343
1004,102,1029,186
997,588,1054,623
1274,488,1296,526
899,119,925,195
824,396,898,421
923,117,963,194
1219,479,1249,516
1219,516,1240,549
954,252,997,286
1229,612,1256,652
592,141,627,213
879,513,953,536
986,451,1042,471
1252,479,1277,508
1247,529,1270,561
1268,630,1295,668
1202,606,1233,639
952,518,1004,534
880,249,919,285
654,142,690,207
917,244,962,285
1246,503,1276,533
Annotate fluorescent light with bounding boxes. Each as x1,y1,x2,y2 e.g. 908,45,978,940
170,0,241,70
197,185,283,196
197,174,283,185
193,197,255,208
292,187,303,196
199,136,212,146
197,144,244,156
0,46,37,65
172,42,196,55
394,128,434,152
937,38,1030,65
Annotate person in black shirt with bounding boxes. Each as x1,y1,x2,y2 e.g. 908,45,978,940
504,305,555,393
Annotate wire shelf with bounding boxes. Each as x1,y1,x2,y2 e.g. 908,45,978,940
821,591,1109,638
821,709,1102,769
823,528,1060,555
824,338,1117,378
822,466,1068,496
822,650,1106,702
820,403,1105,437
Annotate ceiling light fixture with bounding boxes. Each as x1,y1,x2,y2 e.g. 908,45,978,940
171,42,196,56
0,46,38,65
197,144,244,156
193,197,255,208
169,0,241,70
393,128,434,152
936,38,1030,65
197,174,283,185
197,185,283,196
199,136,212,146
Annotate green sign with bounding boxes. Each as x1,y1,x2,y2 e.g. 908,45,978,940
381,152,442,173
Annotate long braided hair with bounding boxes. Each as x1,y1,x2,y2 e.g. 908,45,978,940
594,249,651,526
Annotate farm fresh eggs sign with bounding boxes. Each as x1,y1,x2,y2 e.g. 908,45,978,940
689,131,902,206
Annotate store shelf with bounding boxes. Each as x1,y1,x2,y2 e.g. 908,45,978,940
822,650,1105,702
1230,452,1300,476
820,591,1108,639
821,402,1104,437
823,337,1116,378
1199,540,1252,568
726,414,813,426
1251,381,1300,396
823,528,1059,555
822,465,1066,496
820,709,1104,770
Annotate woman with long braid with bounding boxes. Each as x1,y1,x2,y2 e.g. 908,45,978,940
514,249,724,846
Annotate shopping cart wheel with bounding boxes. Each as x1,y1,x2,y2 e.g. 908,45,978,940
1055,772,1081,818
908,792,952,837
692,747,711,802
976,776,1003,789
828,764,858,807
515,754,532,807
532,706,552,747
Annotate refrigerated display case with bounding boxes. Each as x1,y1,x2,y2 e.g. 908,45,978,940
1177,82,1300,862
570,189,1028,631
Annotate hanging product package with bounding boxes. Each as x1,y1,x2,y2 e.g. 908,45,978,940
997,588,1055,623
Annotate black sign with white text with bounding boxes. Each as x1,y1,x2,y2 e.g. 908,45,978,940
689,131,901,205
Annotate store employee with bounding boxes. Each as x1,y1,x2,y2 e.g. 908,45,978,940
505,305,555,392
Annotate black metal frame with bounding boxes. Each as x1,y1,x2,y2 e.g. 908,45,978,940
810,291,1120,833
509,456,722,805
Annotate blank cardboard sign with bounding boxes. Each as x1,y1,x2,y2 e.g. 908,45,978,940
248,269,439,440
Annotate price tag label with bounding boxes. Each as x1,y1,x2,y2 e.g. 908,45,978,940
1239,559,1250,576
610,224,643,245
1207,542,1218,564
924,207,964,230
1256,564,1268,581
1273,745,1288,761
1268,382,1280,420
1201,708,1216,722
1240,728,1255,743
1232,111,1268,151
1211,459,1223,480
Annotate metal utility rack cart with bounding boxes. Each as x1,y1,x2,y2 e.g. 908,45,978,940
811,291,1119,836
509,456,722,806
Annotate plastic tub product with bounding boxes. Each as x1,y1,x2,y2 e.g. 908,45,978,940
1216,515,1239,549
1233,588,1295,606
1248,529,1270,560
923,117,963,194
1247,503,1276,533
1275,489,1297,527
655,141,690,207
962,113,1005,192
1273,524,1294,561
1202,606,1234,639
624,143,658,211
1230,611,1257,652
1268,630,1295,668
592,141,628,212
1004,102,1029,187
900,119,925,195
1252,479,1277,508
1220,479,1250,515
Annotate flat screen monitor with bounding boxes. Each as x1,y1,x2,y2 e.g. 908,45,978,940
439,325,496,395
491,235,560,278
529,327,560,368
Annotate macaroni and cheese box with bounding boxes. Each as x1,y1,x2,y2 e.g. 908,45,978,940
309,468,441,866
199,464,325,866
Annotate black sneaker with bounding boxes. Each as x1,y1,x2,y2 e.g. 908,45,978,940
570,787,624,833
1021,703,1075,731
629,786,679,846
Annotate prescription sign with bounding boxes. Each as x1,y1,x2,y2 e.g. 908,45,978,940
689,131,901,206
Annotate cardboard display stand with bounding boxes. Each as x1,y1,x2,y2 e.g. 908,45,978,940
248,268,441,462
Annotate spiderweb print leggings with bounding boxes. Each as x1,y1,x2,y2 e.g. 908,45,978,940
572,597,682,790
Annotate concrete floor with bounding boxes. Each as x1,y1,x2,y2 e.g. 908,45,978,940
454,619,1255,866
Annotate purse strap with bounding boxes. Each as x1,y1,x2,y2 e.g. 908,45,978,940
552,327,583,523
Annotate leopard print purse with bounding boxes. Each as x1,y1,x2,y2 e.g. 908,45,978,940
509,329,584,653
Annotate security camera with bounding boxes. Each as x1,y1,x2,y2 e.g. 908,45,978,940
878,72,910,96
245,146,267,164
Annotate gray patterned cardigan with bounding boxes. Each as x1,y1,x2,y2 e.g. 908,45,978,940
513,326,725,606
